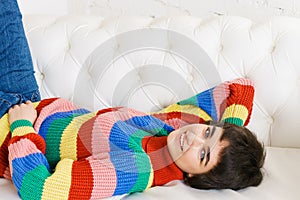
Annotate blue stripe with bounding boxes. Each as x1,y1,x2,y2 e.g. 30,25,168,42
11,153,49,190
109,121,139,195
109,115,174,194
110,151,139,195
38,108,90,140
125,115,174,136
109,121,139,151
195,88,217,121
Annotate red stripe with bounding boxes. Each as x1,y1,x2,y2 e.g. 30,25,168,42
141,136,183,186
152,112,205,124
69,160,93,200
76,116,98,160
0,134,10,177
227,84,254,126
96,107,122,115
8,133,46,154
77,136,92,160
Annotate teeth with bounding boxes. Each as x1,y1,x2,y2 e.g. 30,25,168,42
180,133,185,151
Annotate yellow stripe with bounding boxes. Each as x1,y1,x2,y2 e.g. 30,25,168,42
146,166,154,189
12,126,36,137
0,114,9,146
33,102,39,108
156,104,212,121
0,102,39,146
42,159,73,200
221,104,249,122
60,113,96,160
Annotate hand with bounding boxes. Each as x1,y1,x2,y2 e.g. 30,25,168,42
8,101,37,125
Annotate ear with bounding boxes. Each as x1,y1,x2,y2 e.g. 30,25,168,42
187,173,194,178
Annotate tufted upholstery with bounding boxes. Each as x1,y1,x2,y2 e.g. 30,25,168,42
23,15,300,148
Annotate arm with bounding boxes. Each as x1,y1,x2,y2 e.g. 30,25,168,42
7,102,124,199
219,78,254,126
153,78,254,127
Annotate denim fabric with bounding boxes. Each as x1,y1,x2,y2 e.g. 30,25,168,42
0,0,41,117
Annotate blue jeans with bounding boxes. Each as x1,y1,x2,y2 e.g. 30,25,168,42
0,0,40,117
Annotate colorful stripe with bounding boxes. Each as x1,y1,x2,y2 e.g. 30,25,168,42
88,158,117,199
60,113,96,160
69,160,93,200
0,115,10,147
0,78,255,199
41,159,73,200
221,104,249,125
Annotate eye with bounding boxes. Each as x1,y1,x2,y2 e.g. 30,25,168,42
205,127,210,138
200,149,206,161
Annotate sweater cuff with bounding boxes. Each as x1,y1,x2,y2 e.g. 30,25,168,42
10,120,36,137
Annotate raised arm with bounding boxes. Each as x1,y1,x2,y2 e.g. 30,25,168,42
219,78,254,126
152,78,254,127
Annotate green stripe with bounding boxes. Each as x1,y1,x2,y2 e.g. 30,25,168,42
152,127,168,137
20,165,50,200
129,130,152,193
223,117,243,126
10,120,33,132
177,96,197,106
45,116,74,169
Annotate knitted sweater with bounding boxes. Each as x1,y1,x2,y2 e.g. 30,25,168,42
0,78,254,200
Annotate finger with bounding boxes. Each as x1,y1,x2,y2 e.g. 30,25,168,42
12,104,20,109
8,107,13,113
20,102,27,107
9,105,18,112
25,100,32,105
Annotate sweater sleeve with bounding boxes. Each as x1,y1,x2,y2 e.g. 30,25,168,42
8,120,120,200
153,78,254,127
220,78,254,126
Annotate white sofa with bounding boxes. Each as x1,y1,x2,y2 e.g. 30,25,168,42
1,15,300,200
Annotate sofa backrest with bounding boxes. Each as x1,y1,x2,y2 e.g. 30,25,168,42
23,15,300,148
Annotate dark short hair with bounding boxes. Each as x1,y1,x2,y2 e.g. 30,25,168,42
184,122,266,190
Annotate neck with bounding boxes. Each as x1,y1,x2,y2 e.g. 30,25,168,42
142,136,183,186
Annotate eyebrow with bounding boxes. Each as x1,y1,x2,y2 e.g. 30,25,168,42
210,126,216,137
201,126,215,166
204,147,211,166
204,126,216,166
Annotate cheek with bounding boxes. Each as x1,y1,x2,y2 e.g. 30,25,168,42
175,149,199,173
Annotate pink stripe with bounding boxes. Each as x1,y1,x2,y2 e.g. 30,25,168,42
213,83,230,121
34,98,80,131
8,138,42,175
213,78,254,120
77,117,96,155
230,78,254,86
91,116,110,155
165,118,188,129
8,139,42,159
91,108,147,155
86,156,117,199
119,107,147,118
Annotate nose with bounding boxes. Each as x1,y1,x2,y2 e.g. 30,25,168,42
187,131,205,146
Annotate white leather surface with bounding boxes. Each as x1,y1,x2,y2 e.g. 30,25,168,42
1,147,299,200
1,15,300,199
23,15,300,148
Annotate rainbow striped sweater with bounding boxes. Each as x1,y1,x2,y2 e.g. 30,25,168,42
0,78,254,200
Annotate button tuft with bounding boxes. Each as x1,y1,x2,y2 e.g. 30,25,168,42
40,73,45,80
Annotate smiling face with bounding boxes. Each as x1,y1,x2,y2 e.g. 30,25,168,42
167,124,229,175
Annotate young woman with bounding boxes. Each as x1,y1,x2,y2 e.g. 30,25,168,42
0,1,265,199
